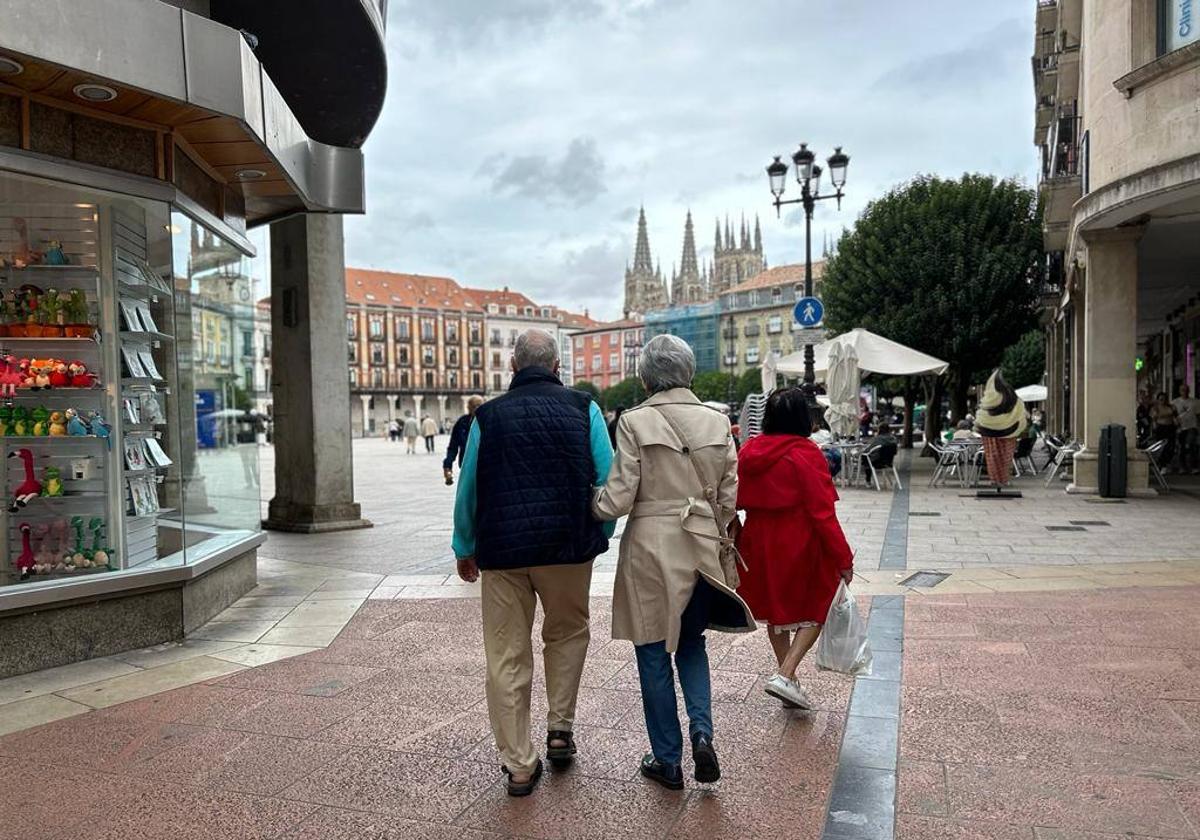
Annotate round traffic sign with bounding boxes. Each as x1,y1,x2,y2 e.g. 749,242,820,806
794,296,824,327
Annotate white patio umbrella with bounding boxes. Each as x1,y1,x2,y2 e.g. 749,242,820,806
777,328,949,378
824,341,860,437
760,351,779,395
1015,384,1047,403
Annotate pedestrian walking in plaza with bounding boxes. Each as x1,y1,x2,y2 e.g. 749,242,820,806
733,387,853,710
402,412,420,454
1151,392,1178,473
421,414,438,453
593,335,755,791
387,418,400,443
1171,384,1198,473
452,329,614,797
443,395,484,485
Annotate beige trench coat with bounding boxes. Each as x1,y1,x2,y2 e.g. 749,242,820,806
593,388,756,652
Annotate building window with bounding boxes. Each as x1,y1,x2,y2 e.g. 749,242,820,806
448,348,459,366
767,315,783,334
346,315,357,338
523,306,533,316
423,346,435,367
609,353,618,371
488,303,499,314
400,370,410,388
348,342,357,363
491,329,502,346
506,305,517,315
448,370,459,389
371,368,385,388
349,368,359,386
609,333,618,347
370,345,385,366
243,367,255,390
424,371,435,388
746,346,760,364
368,316,384,340
744,322,760,337
509,329,518,347
470,348,483,368
262,333,271,358
493,373,502,390
241,331,253,357
395,316,411,341
398,346,410,366
472,372,483,389
1162,0,1200,53
421,318,436,342
469,322,482,344
446,320,459,342
492,351,501,367
592,354,601,370
575,358,584,371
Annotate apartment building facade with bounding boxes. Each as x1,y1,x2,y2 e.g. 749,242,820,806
1032,0,1200,494
572,320,645,391
717,263,817,378
467,288,560,395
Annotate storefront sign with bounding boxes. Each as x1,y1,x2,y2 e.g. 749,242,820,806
1166,0,1199,52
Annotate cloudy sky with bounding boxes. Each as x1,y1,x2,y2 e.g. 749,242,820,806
340,0,1037,320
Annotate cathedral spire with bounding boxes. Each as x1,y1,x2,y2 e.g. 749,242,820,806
724,216,733,250
679,211,699,278
754,215,762,254
714,218,722,256
633,205,653,273
740,214,750,250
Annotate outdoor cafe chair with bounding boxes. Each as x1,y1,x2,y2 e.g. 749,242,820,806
929,442,965,488
861,443,902,491
1012,435,1037,477
1044,440,1080,487
1145,439,1170,493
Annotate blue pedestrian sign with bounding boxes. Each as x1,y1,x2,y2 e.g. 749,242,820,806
794,296,824,327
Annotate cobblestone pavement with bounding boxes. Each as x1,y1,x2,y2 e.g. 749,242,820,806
2,439,1199,838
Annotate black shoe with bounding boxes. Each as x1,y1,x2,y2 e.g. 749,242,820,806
502,758,544,797
546,730,577,768
640,754,684,791
691,733,721,783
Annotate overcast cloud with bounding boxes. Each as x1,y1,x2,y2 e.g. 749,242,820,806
343,0,1036,320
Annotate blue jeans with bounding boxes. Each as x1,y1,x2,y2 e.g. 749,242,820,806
634,580,713,766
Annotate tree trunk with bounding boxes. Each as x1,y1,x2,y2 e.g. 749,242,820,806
902,376,916,449
950,375,970,423
921,376,945,456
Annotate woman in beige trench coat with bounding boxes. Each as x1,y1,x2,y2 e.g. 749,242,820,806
593,335,755,791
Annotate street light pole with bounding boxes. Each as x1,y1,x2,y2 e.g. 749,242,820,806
766,143,849,407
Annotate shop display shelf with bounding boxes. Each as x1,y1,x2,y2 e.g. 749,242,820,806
2,435,104,440
121,377,166,387
10,565,114,583
0,335,99,343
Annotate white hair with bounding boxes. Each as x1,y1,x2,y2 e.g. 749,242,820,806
640,334,695,393
513,329,559,370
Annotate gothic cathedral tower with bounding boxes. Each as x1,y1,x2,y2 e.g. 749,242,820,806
624,207,667,317
711,214,765,295
670,211,705,305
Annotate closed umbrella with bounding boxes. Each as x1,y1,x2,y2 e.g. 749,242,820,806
824,342,860,438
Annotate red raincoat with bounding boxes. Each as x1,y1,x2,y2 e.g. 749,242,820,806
735,434,854,626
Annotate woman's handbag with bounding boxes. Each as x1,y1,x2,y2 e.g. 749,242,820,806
649,405,745,589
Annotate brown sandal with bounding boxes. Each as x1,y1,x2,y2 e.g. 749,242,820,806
502,758,544,796
546,730,577,767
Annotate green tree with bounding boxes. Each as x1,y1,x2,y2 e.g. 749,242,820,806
572,380,601,401
692,371,735,403
1000,329,1045,388
821,173,1042,440
601,377,646,411
736,368,763,403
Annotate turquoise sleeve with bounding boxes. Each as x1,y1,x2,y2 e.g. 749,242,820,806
451,420,480,558
589,401,617,539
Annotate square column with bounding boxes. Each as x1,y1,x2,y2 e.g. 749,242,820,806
1069,225,1153,496
264,214,372,532
360,394,372,437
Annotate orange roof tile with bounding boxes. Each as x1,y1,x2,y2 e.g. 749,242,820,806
463,286,543,312
725,262,821,295
553,308,602,330
571,318,643,335
345,268,482,311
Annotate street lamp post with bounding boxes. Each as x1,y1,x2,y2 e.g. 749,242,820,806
724,314,737,405
766,143,849,406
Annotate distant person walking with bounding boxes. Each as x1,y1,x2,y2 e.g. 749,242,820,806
387,418,400,443
402,412,420,454
1151,392,1178,473
421,415,438,453
452,329,614,796
1171,384,1198,474
444,395,484,486
734,388,853,710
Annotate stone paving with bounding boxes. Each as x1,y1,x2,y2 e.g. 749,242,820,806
1,437,1199,838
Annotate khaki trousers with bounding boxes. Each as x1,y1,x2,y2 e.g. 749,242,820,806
481,560,593,775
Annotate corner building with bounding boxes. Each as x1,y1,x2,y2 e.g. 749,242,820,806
1032,0,1200,494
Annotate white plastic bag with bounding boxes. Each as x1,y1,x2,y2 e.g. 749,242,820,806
814,581,873,676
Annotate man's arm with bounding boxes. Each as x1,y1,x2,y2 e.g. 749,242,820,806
451,420,480,559
587,401,617,538
443,416,465,471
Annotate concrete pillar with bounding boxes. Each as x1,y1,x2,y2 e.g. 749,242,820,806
1069,226,1152,496
413,394,424,418
360,394,371,437
387,395,397,423
460,395,470,416
437,395,448,424
264,214,371,532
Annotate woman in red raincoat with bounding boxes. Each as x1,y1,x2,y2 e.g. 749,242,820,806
733,387,854,709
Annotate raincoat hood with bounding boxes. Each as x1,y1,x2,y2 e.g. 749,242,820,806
737,433,830,510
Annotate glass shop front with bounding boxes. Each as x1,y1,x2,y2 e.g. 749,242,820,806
0,169,264,598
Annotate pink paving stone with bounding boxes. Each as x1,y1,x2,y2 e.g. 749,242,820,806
900,684,1000,723
212,658,386,696
904,620,979,639
176,686,369,738
896,815,1033,839
897,759,949,817
283,806,506,840
667,791,826,840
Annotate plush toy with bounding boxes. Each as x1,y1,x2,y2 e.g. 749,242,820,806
11,407,30,437
31,406,50,437
48,361,70,388
9,448,41,511
88,411,111,445
66,516,87,567
15,522,35,579
68,360,95,389
0,406,11,437
32,523,55,573
30,359,53,390
48,411,67,436
43,241,68,266
18,358,33,389
65,408,89,436
0,356,21,399
88,518,111,567
42,466,63,497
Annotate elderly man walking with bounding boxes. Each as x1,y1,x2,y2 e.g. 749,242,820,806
443,395,484,485
452,329,614,796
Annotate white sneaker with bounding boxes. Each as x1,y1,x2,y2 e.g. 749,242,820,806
764,674,813,710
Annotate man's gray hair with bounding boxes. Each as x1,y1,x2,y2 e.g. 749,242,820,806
640,334,695,393
513,329,559,370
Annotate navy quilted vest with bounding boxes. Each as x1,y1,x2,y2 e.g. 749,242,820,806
473,367,608,571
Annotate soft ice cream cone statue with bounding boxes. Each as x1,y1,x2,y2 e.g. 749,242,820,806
974,369,1027,492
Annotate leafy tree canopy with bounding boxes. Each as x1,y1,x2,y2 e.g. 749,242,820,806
572,381,601,401
1000,329,1046,389
820,173,1043,415
692,371,735,403
601,377,646,411
737,368,763,403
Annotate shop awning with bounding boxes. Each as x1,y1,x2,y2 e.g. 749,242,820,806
1016,384,1048,403
776,328,950,378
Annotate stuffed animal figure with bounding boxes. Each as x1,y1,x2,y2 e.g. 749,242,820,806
0,406,11,436
65,408,89,436
88,411,111,445
48,361,70,388
31,359,53,390
9,448,41,510
43,241,68,266
15,522,35,579
32,523,55,573
31,406,50,436
11,407,30,436
48,411,67,436
18,358,33,389
68,360,95,388
66,516,87,567
42,466,63,497
0,356,21,399
88,518,111,567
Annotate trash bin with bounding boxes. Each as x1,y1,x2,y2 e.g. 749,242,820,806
1098,423,1127,498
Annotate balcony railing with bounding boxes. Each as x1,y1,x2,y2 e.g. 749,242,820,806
489,338,503,347
1043,110,1082,179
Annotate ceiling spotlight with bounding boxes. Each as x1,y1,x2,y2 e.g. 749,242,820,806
72,83,118,103
0,57,24,76
234,169,266,180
